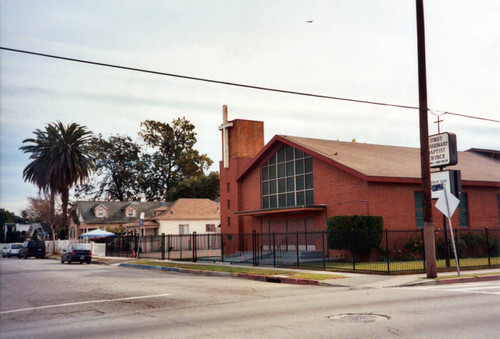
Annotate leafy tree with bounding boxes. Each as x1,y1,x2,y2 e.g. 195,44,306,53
0,208,25,242
75,134,144,201
166,172,220,200
20,122,95,239
23,194,63,238
24,193,56,223
139,118,213,200
0,208,21,225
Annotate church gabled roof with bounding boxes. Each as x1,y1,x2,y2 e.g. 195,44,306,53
237,135,500,186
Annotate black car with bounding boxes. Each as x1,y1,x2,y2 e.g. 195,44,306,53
18,240,46,259
61,244,92,264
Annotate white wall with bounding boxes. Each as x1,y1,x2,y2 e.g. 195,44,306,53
157,219,220,235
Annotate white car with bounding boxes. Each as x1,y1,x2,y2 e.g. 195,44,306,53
2,243,22,258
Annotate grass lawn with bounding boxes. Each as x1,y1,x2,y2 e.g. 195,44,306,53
318,256,500,273
132,260,344,281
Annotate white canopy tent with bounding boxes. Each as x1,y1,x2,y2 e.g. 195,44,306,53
80,229,115,238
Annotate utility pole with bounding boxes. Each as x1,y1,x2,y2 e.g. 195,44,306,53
416,0,437,278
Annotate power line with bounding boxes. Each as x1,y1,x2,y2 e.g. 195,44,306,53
430,110,500,123
1,46,498,124
0,47,419,110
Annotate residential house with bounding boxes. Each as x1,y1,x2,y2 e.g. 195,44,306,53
69,201,170,239
125,198,220,236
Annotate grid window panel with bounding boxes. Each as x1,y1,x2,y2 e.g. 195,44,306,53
414,192,424,227
278,179,286,193
295,159,304,175
305,157,313,173
306,190,314,204
296,191,305,205
278,163,286,178
260,145,314,209
459,193,469,227
285,145,294,161
296,175,305,190
279,194,287,207
262,167,268,180
277,147,286,163
269,154,276,165
286,161,294,176
269,165,276,179
262,182,269,195
270,195,277,208
305,174,313,189
269,181,277,194
262,197,269,209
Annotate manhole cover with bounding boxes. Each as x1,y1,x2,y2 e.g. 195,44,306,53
328,313,390,323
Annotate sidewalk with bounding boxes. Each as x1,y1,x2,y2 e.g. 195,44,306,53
92,256,500,288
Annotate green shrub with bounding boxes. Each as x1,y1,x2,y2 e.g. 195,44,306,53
327,215,383,251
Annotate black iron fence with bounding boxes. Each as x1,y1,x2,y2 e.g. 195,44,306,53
105,228,500,274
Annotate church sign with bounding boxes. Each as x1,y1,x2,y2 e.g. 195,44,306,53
431,170,461,199
429,132,458,168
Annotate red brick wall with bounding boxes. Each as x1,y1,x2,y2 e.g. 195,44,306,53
221,135,500,240
367,182,425,230
460,186,500,228
313,158,370,217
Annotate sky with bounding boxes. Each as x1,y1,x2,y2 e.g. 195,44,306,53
1,0,499,215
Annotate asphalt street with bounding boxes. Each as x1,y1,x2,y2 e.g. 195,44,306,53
1,258,499,338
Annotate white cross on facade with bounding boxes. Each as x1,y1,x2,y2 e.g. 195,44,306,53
218,105,233,168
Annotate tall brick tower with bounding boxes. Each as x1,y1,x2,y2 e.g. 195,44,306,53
218,105,264,236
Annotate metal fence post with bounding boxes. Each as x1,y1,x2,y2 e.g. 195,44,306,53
169,234,173,260
180,235,183,260
485,228,491,267
296,231,300,268
385,229,390,274
192,232,197,262
252,230,257,266
421,229,426,270
220,232,224,262
322,230,326,271
272,232,276,267
161,233,165,260
351,231,356,272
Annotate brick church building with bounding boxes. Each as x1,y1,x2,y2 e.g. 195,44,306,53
218,108,500,241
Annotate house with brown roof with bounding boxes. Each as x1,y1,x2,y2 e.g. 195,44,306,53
219,117,500,239
69,201,170,239
124,198,220,236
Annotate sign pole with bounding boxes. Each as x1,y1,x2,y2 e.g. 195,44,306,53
442,185,460,276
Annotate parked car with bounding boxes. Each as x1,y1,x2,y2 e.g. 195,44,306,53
61,244,92,264
2,243,22,258
18,240,46,259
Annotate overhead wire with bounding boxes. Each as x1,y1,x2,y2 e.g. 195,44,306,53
429,110,500,123
1,46,498,124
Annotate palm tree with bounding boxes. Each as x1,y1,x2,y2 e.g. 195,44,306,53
20,127,58,245
20,122,96,238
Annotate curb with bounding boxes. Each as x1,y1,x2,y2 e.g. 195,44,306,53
435,274,500,285
119,263,319,285
415,274,500,286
